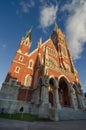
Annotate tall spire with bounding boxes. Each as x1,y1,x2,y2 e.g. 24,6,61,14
25,26,32,42
54,22,58,32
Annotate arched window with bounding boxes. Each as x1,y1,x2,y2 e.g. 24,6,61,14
24,75,31,87
28,59,33,69
24,39,29,46
15,66,20,73
19,55,24,61
25,40,28,45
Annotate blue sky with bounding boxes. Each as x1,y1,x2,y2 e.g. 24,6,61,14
0,0,86,92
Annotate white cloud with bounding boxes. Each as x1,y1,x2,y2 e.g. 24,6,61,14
39,4,58,29
61,0,86,60
20,0,35,13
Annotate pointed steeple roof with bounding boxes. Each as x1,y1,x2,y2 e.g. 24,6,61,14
54,22,58,32
25,27,32,42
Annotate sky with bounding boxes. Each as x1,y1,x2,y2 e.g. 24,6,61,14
0,0,86,92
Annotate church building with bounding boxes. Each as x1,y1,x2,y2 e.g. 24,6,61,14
0,24,86,121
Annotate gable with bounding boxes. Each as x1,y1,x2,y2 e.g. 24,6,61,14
27,38,59,70
42,38,58,52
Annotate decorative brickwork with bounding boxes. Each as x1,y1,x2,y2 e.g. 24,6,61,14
0,24,85,120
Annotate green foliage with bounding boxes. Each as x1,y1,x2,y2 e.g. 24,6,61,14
0,113,50,122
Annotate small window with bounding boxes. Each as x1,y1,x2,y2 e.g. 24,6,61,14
25,40,28,45
28,60,33,68
15,66,20,73
23,39,28,46
29,61,32,67
19,56,23,61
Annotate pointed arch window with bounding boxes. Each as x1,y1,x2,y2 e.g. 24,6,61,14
24,75,31,87
25,40,28,46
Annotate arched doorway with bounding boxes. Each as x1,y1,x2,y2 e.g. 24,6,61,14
59,77,71,107
48,78,55,108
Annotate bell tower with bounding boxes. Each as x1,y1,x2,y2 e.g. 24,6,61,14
5,28,32,85
51,23,75,73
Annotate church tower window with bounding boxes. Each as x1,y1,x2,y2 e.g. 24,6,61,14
15,66,20,73
28,59,33,69
25,40,28,46
19,56,24,61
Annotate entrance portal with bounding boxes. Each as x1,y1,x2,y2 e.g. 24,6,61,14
59,77,70,107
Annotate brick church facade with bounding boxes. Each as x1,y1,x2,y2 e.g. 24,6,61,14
0,24,86,120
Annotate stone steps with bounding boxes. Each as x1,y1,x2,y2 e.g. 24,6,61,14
58,107,86,121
